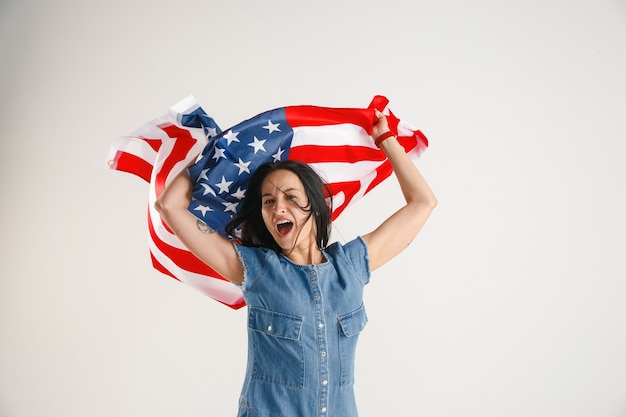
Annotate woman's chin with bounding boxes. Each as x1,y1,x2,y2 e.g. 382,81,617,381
272,234,292,250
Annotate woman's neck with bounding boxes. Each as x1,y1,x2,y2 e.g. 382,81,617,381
284,245,325,265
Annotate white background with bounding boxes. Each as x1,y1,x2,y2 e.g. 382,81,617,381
1,0,625,416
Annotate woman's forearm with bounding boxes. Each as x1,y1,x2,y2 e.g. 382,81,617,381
380,137,437,209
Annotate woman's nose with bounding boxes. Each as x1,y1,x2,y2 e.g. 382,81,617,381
274,197,286,213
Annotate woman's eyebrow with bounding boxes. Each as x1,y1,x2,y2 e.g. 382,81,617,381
262,187,300,197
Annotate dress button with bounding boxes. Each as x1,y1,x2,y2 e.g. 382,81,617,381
318,323,325,329
321,407,327,413
321,351,326,357
267,325,272,332
314,295,321,300
322,379,328,385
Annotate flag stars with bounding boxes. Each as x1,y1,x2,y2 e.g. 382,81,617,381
223,130,240,145
231,187,246,200
199,169,210,181
272,147,285,161
263,119,281,134
205,127,218,138
212,147,226,161
223,201,239,214
200,183,216,197
234,158,251,175
193,204,213,216
248,136,267,154
215,176,233,194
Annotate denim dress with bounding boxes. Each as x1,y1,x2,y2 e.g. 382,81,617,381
233,236,370,417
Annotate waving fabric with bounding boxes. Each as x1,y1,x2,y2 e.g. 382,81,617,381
108,95,428,309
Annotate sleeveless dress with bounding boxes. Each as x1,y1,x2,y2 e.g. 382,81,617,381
233,237,370,417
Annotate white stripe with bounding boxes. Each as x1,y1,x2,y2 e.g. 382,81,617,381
291,123,374,148
307,159,382,183
107,136,157,165
397,119,418,137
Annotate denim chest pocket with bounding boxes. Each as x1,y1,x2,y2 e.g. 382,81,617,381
337,304,368,386
248,307,304,388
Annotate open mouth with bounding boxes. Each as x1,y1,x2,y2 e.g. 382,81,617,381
276,220,294,236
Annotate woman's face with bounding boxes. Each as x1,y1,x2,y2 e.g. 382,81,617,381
260,169,315,252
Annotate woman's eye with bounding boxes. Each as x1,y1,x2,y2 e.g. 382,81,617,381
286,195,297,201
263,199,274,205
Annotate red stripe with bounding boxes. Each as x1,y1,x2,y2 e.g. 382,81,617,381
415,130,429,148
362,135,424,194
217,297,246,310
368,95,390,111
113,151,153,183
398,134,421,154
150,251,181,282
147,215,227,281
144,138,162,153
285,105,376,134
153,125,198,197
326,180,362,220
365,162,393,194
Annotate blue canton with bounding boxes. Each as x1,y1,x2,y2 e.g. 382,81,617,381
185,107,295,237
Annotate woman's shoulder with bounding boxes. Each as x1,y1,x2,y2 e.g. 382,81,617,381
327,236,367,255
326,236,370,284
233,243,275,260
326,236,369,267
233,244,279,291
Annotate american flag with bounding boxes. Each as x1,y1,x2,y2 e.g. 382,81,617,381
108,95,428,309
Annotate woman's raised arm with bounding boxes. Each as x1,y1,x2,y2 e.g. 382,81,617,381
361,111,437,271
154,168,244,284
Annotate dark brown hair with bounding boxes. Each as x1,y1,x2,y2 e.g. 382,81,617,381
225,160,332,252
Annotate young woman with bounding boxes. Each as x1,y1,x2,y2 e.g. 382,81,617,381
155,111,437,417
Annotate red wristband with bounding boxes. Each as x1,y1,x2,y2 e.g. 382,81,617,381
375,131,395,148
